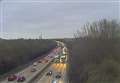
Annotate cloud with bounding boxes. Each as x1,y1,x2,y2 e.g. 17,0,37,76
0,0,119,39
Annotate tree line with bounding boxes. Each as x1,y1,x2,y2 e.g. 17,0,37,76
67,19,120,83
0,39,57,76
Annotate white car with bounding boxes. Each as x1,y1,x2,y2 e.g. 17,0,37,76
33,62,37,66
54,55,59,58
31,67,37,72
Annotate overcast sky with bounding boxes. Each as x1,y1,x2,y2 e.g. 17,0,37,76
0,0,119,39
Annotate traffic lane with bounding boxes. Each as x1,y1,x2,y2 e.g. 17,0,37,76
36,63,60,83
24,50,59,83
1,61,47,83
49,63,67,83
35,63,55,83
1,48,61,83
36,72,52,83
36,63,66,83
60,63,67,83
55,63,66,83
26,48,62,83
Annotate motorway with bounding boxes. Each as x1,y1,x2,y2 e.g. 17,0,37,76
0,47,62,83
32,42,67,83
34,63,67,83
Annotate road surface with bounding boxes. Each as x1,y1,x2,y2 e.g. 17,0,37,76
0,47,62,83
34,63,67,83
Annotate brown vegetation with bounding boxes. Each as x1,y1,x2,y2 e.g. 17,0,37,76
0,39,56,75
67,19,120,83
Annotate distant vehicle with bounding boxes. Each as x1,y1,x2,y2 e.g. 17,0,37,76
43,59,49,63
55,74,61,79
62,47,67,55
55,59,60,63
42,58,47,63
60,55,66,63
17,76,26,82
51,60,54,62
46,71,52,76
38,60,42,63
31,67,37,72
50,56,53,58
33,62,37,66
55,72,61,79
8,74,17,81
54,55,59,58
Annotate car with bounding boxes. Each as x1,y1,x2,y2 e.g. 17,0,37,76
38,60,42,63
45,60,49,63
17,76,26,82
33,62,37,66
47,56,50,57
55,75,61,79
55,73,61,79
55,59,60,63
51,60,54,62
42,58,46,62
54,55,59,58
43,59,49,63
8,74,17,81
46,71,52,76
31,67,37,72
50,56,53,58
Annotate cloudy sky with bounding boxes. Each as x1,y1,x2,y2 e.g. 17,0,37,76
0,0,119,39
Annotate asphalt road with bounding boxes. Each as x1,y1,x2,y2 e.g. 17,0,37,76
0,47,62,83
34,63,67,83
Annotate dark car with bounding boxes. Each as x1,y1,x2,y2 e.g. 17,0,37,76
55,74,61,79
46,71,52,76
17,76,26,82
50,56,53,58
38,60,42,63
8,74,17,81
